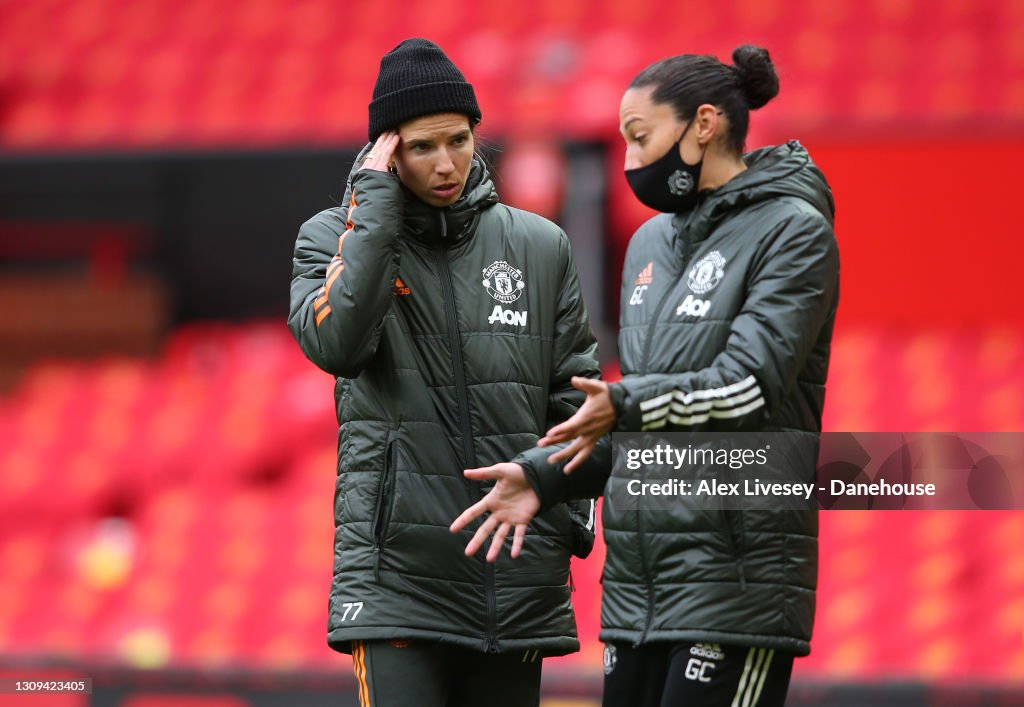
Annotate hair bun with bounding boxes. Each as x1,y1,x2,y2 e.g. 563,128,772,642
731,45,779,110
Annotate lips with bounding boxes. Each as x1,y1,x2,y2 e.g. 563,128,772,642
432,183,459,199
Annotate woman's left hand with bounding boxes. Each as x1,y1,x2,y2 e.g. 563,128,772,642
451,463,540,562
538,376,616,473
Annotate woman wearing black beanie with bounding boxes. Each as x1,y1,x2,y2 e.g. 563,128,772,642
288,38,602,707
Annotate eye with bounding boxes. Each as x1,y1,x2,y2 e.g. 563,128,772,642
634,134,647,146
452,135,467,146
413,143,430,152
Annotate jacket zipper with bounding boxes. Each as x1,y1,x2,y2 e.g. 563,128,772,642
635,458,655,646
434,213,498,653
722,509,748,591
639,225,694,373
636,225,694,643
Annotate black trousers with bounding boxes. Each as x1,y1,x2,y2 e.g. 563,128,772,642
350,639,543,707
602,641,794,707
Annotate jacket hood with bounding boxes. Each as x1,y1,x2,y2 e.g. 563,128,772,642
674,140,834,237
346,142,499,245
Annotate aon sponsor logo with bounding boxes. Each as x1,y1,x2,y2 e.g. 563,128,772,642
488,305,528,326
676,294,711,318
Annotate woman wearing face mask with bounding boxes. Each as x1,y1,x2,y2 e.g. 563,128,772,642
453,45,839,706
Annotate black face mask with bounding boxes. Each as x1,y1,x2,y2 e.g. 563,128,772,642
625,121,706,213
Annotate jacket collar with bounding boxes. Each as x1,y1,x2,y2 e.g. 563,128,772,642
344,144,499,247
671,140,834,246
401,155,499,246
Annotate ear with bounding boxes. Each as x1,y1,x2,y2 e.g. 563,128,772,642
693,104,720,144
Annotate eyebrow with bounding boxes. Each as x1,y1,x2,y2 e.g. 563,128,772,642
406,129,471,145
621,117,643,134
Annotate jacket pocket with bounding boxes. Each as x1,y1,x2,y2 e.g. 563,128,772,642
372,434,399,582
568,498,597,559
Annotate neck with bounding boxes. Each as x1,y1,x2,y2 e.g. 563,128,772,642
698,149,747,192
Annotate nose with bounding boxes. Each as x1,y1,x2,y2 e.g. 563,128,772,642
435,148,455,175
624,151,644,171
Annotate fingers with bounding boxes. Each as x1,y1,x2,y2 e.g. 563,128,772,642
547,434,589,466
450,498,488,535
360,134,388,170
540,378,612,447
537,418,579,447
463,465,504,481
379,131,400,164
562,441,595,474
465,513,499,557
571,376,607,394
537,400,599,447
546,433,598,474
511,524,527,559
546,436,582,465
487,523,529,563
542,405,615,451
541,414,600,454
360,131,400,172
486,523,511,563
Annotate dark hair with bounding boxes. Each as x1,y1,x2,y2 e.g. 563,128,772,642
629,44,779,154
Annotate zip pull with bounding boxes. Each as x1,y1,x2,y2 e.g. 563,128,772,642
735,510,748,591
372,548,381,583
438,210,449,240
568,569,576,593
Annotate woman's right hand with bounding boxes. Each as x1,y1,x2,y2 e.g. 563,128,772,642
360,130,400,172
347,131,400,228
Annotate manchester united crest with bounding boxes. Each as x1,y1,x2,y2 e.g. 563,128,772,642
482,260,525,304
668,169,695,196
603,644,617,675
687,251,727,294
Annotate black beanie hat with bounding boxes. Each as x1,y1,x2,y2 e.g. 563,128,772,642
368,38,481,141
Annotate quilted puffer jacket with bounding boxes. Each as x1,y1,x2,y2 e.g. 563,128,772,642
523,141,839,656
288,146,599,656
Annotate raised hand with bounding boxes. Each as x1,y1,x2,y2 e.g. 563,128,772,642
360,130,400,172
450,463,541,562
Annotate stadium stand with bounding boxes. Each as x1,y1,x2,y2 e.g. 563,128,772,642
1,0,1022,150
0,323,1021,681
1,0,1023,702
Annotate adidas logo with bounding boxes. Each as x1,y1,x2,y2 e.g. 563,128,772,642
690,643,725,661
393,277,410,296
635,262,653,286
630,262,654,306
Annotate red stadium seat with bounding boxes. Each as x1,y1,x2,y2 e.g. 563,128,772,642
1,321,1022,679
2,0,1021,149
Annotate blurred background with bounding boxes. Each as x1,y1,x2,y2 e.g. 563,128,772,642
1,0,1023,704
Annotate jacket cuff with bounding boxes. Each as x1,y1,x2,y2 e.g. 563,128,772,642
512,446,570,511
351,167,402,198
608,381,641,431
